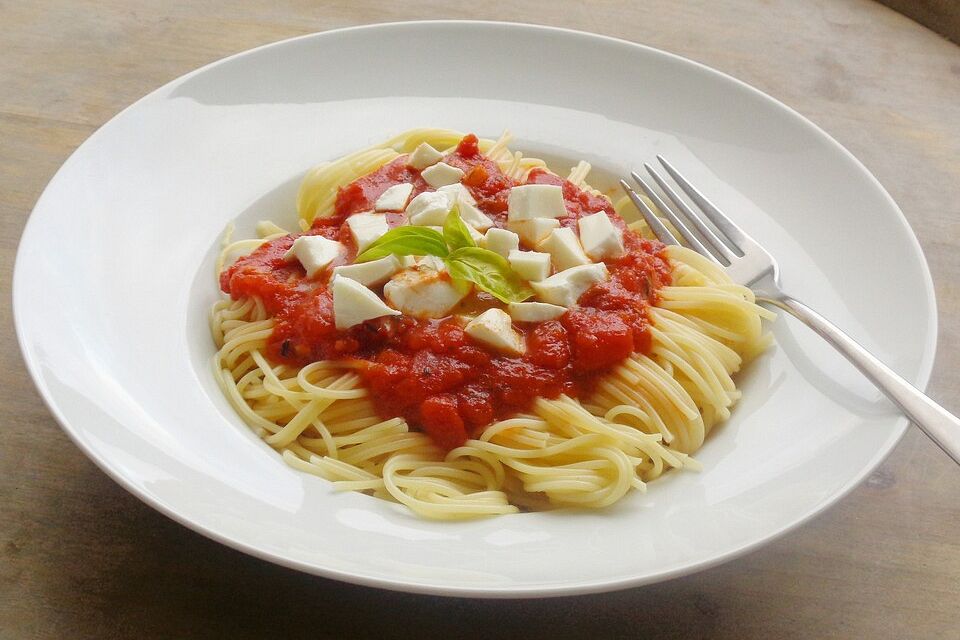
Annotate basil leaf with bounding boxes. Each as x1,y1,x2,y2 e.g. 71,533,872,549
355,226,449,262
442,206,476,252
445,247,534,303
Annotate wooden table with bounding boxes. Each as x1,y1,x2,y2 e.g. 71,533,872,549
2,1,958,637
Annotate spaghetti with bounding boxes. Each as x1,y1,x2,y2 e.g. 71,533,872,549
211,129,773,519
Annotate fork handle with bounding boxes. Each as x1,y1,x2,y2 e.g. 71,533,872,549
765,294,960,465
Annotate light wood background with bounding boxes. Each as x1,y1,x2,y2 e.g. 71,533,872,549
2,1,959,638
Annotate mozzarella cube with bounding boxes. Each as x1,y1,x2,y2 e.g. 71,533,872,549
437,183,492,228
283,235,344,278
530,263,609,307
539,227,591,271
416,255,447,272
406,191,451,226
465,308,525,356
421,162,465,188
507,184,567,221
384,268,471,318
407,142,444,170
437,183,477,206
332,255,402,287
437,184,493,230
411,211,451,227
465,224,484,244
507,301,567,322
457,201,494,231
346,213,390,253
578,211,625,260
374,183,414,212
332,274,401,329
482,228,520,257
508,249,551,282
508,218,560,246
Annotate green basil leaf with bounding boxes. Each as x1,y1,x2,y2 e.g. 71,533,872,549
355,226,449,262
442,206,476,252
445,247,534,303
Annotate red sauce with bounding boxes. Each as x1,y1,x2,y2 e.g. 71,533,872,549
444,136,516,217
334,157,430,219
220,134,671,450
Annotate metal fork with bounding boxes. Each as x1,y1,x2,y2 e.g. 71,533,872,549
620,158,960,465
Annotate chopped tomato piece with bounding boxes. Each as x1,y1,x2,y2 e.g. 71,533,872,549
563,310,635,372
420,394,468,450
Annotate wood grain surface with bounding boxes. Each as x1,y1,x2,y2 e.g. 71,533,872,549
2,1,959,638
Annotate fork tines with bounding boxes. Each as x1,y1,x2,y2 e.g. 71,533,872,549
621,157,760,267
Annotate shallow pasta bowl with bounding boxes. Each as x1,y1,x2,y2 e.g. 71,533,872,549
13,21,936,597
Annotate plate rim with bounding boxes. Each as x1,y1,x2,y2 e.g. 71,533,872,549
13,20,939,598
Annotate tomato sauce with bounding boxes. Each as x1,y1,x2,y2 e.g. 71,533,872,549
334,158,430,219
220,134,671,450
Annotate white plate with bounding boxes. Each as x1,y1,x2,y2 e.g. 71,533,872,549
14,22,936,597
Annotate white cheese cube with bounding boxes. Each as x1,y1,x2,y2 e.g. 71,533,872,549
465,224,484,244
456,201,494,231
283,235,344,278
507,184,567,221
416,255,447,272
539,227,591,271
332,274,401,329
578,211,625,260
508,249,551,282
411,211,450,227
465,308,525,356
437,184,493,230
437,183,477,206
482,228,520,257
374,183,414,212
406,191,452,226
508,218,560,247
507,301,567,322
332,255,402,287
530,263,609,307
420,162,465,188
346,213,390,254
407,142,444,170
384,268,471,318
